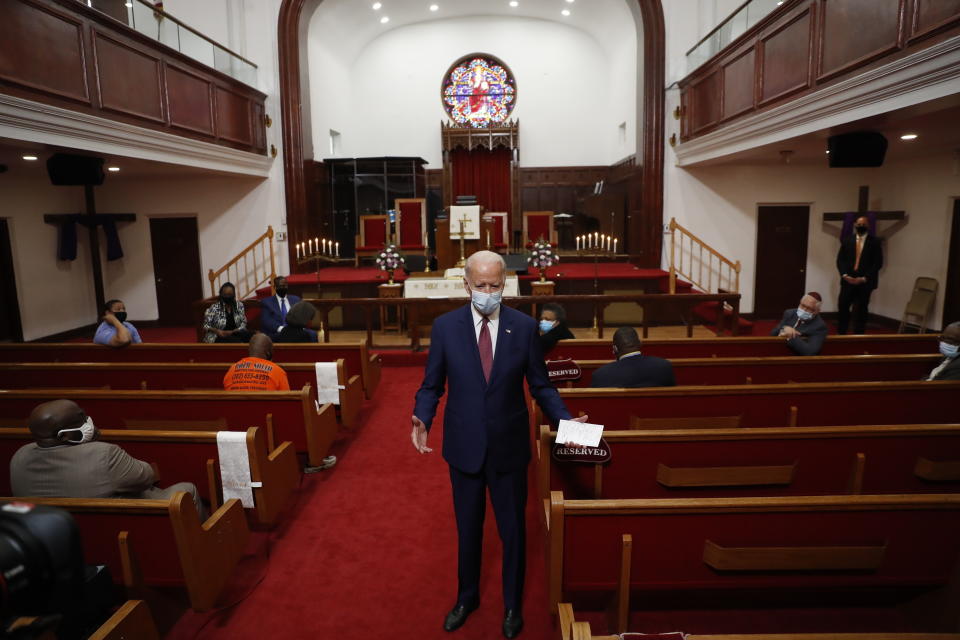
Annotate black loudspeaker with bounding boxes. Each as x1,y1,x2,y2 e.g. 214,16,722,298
503,253,528,275
46,153,105,186
827,131,888,168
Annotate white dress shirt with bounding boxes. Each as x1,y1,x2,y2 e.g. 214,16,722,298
470,302,500,357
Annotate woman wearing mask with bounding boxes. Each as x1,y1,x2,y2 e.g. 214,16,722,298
94,299,142,347
202,282,252,343
275,300,319,343
538,302,575,356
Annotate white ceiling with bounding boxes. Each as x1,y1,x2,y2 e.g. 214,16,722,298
308,0,641,63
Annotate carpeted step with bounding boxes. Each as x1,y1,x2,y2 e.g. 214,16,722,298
691,300,754,336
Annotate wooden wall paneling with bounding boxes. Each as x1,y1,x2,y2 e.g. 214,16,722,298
214,86,253,146
251,101,266,153
0,0,90,104
689,69,722,134
721,45,756,122
93,31,165,123
817,0,905,82
909,0,960,42
759,4,815,106
165,64,214,136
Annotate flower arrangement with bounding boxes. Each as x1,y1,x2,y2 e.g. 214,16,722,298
376,243,405,284
527,237,559,282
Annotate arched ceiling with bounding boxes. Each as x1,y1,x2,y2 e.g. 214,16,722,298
308,0,640,63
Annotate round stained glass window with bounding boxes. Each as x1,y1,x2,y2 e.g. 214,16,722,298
442,54,516,128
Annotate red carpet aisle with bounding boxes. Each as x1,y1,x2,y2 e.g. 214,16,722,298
165,367,559,640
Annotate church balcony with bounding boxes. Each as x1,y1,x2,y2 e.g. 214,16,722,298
0,0,270,174
673,0,960,166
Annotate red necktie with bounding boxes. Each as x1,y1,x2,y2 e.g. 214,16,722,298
478,317,493,382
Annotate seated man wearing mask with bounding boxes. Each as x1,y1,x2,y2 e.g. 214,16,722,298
770,291,828,356
93,299,142,347
10,399,206,517
927,322,960,381
259,276,301,338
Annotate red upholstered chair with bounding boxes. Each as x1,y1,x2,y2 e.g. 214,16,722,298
354,215,390,266
523,211,556,247
395,198,426,250
484,212,509,253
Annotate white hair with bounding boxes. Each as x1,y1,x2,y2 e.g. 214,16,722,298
464,250,506,278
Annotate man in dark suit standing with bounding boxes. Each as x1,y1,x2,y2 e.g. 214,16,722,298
412,251,585,638
259,276,300,338
770,292,828,356
836,215,883,334
927,322,960,381
590,327,675,388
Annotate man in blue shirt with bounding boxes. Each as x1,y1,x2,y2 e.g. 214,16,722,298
93,299,142,347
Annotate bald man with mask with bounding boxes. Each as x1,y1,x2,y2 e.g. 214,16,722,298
10,399,205,516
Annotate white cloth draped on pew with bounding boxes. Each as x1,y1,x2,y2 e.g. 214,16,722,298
315,361,342,405
217,431,258,508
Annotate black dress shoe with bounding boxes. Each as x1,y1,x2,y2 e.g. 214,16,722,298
443,602,478,632
502,609,523,638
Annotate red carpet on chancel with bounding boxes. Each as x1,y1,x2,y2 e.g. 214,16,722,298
164,366,558,640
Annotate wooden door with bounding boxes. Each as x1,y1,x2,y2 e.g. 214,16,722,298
943,200,960,329
0,220,23,342
149,217,203,326
754,206,809,318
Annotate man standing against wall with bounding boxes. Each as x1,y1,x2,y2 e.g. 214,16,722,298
836,215,883,334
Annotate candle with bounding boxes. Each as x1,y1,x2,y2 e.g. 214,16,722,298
296,243,301,260
309,239,313,254
576,236,580,251
335,242,339,257
315,237,319,255
606,235,611,251
614,238,618,253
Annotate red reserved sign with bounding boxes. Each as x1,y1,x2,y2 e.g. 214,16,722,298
546,357,581,382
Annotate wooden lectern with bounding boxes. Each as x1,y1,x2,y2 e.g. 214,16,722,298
435,216,498,270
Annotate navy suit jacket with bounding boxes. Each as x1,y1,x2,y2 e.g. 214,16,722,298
590,353,675,388
259,294,301,336
770,309,828,356
414,304,571,474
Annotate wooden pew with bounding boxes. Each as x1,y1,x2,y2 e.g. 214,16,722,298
537,424,960,503
557,603,960,640
562,354,940,388
0,493,249,612
0,341,382,399
0,426,299,527
0,359,364,429
540,381,960,429
545,334,939,360
88,600,160,640
546,492,960,634
0,387,338,468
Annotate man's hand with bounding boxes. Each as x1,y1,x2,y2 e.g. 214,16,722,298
411,415,433,454
571,414,589,423
843,275,858,285
782,326,799,339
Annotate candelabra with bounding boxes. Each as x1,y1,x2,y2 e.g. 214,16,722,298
295,237,341,274
575,233,618,332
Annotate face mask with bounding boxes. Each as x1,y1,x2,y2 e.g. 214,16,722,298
113,311,127,324
855,225,868,236
221,295,235,304
940,342,959,359
471,289,502,316
796,308,813,322
276,288,288,298
57,416,96,444
539,320,556,333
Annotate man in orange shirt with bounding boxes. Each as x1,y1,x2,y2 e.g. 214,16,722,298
223,333,290,391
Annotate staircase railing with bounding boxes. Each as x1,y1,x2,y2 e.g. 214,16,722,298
208,226,276,299
668,218,740,295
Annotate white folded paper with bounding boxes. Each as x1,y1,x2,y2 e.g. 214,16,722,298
216,431,254,508
556,419,604,447
315,361,341,405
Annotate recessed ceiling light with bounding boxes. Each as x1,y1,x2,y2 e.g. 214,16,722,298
107,166,120,172
22,155,38,161
429,3,438,10
561,8,570,16
509,1,518,6
372,2,382,9
900,133,918,140
380,15,389,23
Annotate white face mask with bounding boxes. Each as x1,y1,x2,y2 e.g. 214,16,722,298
57,416,96,444
940,341,959,359
471,289,502,316
796,308,814,322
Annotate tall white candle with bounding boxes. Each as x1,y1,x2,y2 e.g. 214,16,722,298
336,242,340,257
614,238,618,253
309,239,313,254
315,237,319,255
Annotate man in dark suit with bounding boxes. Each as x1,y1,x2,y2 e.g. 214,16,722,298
927,322,960,381
259,276,300,338
590,327,675,388
836,215,883,334
770,291,828,356
412,251,584,638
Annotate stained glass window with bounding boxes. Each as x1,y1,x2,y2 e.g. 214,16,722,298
442,55,516,128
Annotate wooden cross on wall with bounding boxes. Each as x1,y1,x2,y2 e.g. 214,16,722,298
823,185,906,238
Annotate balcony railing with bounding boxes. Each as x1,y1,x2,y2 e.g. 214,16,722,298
685,0,782,75
80,0,257,87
